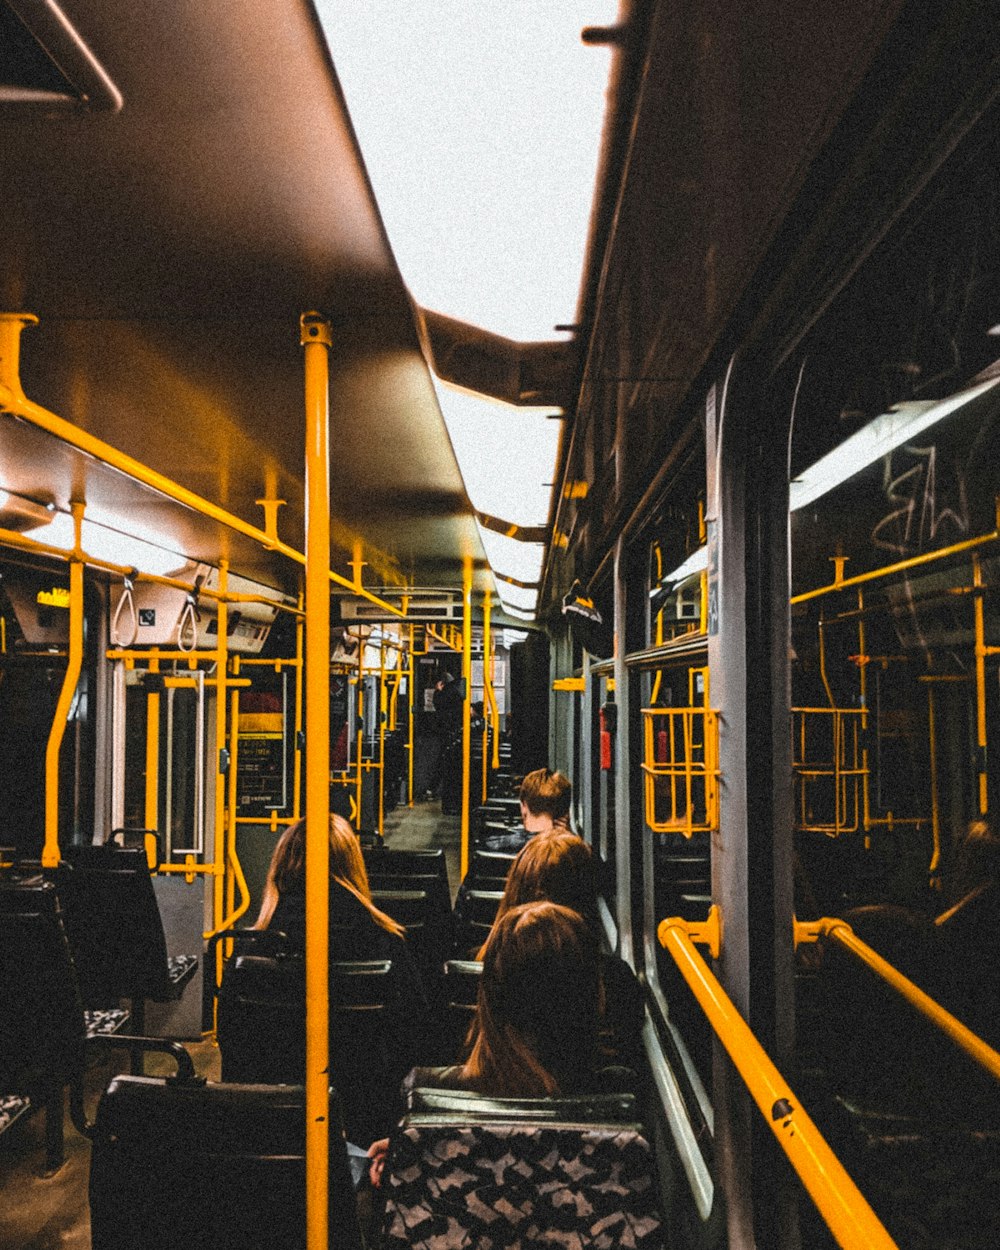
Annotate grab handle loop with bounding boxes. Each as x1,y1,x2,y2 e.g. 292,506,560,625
177,590,199,653
111,570,139,646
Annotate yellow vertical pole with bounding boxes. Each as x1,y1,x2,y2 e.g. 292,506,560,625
293,590,304,819
42,500,85,869
226,685,240,925
212,562,229,948
460,556,473,879
378,641,386,837
145,685,160,835
481,588,491,803
301,311,332,1250
858,589,871,843
927,683,941,878
355,643,365,827
973,554,988,815
407,623,416,807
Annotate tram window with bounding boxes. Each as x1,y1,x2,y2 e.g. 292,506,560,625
785,141,1000,914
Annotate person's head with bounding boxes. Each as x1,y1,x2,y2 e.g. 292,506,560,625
464,900,599,1096
519,767,571,832
255,814,403,937
490,831,600,938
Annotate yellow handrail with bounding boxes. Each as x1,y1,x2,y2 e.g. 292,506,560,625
659,911,897,1250
796,917,1000,1083
460,555,473,880
0,312,405,619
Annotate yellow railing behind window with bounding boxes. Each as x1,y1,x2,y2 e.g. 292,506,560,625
792,707,868,836
641,707,719,836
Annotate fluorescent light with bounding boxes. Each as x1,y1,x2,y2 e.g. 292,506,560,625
315,2,615,341
25,511,189,579
790,377,1000,512
436,383,559,528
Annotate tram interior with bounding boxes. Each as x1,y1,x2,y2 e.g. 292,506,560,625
3,1,1000,1248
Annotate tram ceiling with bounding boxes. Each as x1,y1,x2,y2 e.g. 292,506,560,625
0,0,489,595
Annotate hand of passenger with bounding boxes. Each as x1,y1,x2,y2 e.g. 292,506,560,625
368,1137,390,1188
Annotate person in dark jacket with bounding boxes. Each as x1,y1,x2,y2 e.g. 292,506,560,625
254,814,427,1141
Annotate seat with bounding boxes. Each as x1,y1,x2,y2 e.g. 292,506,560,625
0,875,193,1172
370,887,446,974
369,873,456,984
364,846,451,906
89,1076,361,1250
216,952,401,1143
452,888,504,958
55,844,198,1047
437,959,482,1060
381,1087,664,1250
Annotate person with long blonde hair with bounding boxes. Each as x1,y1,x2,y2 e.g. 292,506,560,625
255,813,404,941
253,813,428,1137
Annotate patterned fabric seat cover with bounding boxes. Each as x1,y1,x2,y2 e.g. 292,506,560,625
382,1121,664,1250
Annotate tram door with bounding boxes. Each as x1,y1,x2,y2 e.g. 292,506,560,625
111,663,211,1038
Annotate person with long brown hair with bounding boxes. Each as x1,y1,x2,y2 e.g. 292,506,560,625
253,813,428,1138
484,830,645,1073
368,901,610,1187
255,813,405,943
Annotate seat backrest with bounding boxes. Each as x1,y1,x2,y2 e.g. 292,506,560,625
470,848,518,880
382,1090,663,1250
58,845,171,1002
216,953,399,1143
0,877,86,1087
367,872,451,917
438,959,483,1059
89,1076,361,1250
452,889,504,958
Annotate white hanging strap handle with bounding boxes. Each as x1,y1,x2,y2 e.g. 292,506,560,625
111,570,139,647
177,582,200,653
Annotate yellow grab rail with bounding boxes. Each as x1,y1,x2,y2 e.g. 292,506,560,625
659,911,897,1250
0,312,404,619
796,917,1000,1083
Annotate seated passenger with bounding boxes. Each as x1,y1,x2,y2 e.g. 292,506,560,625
484,831,645,1073
520,766,572,834
254,815,428,1095
369,900,630,1185
478,767,572,853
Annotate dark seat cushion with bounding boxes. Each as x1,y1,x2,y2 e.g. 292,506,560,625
89,1076,361,1250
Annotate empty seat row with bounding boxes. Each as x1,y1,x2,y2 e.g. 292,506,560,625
0,875,197,1172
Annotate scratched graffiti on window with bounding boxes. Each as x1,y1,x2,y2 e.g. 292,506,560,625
872,444,969,557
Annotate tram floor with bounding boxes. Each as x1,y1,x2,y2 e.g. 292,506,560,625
380,798,462,901
0,1038,222,1250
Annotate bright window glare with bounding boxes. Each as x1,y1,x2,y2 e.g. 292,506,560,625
316,1,615,341
29,512,189,579
436,383,560,528
496,581,539,613
477,528,545,585
790,377,1000,512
